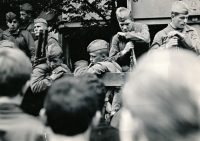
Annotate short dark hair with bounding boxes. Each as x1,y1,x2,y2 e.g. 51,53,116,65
0,48,31,97
44,76,100,136
77,74,106,111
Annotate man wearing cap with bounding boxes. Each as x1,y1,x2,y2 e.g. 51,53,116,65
150,1,200,54
34,18,59,57
74,39,122,122
109,7,150,72
2,12,35,61
20,3,35,40
31,43,70,94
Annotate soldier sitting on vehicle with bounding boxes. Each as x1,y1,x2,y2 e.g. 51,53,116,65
31,43,71,94
74,39,122,123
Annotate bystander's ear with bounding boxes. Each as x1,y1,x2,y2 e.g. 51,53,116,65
39,108,47,125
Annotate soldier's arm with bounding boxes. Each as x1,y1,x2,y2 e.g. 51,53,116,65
109,35,130,65
150,31,167,52
26,31,35,60
87,63,108,75
31,64,52,94
125,24,150,43
181,30,200,54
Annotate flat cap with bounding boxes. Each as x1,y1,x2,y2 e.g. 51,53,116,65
6,12,18,22
21,3,33,11
171,1,189,14
87,39,109,53
46,43,63,58
34,18,47,24
74,60,88,69
0,40,16,48
116,7,131,22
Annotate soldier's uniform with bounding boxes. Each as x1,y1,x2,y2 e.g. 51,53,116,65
109,8,150,72
31,43,70,94
74,39,122,122
2,12,35,61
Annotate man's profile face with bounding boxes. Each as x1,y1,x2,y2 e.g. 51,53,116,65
47,56,63,71
172,13,188,29
119,19,132,32
20,11,30,23
7,19,19,32
89,51,102,65
34,23,47,36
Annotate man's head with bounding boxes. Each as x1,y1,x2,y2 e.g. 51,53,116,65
87,39,109,65
171,1,189,29
120,50,200,141
46,43,63,71
116,7,132,32
34,18,47,36
6,12,19,33
0,48,31,98
43,76,101,136
20,3,33,23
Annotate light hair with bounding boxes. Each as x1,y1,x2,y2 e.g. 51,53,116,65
116,7,131,22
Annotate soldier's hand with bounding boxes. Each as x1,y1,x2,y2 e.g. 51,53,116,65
166,37,178,48
121,41,134,55
52,66,69,74
117,32,126,37
167,31,184,39
50,72,64,81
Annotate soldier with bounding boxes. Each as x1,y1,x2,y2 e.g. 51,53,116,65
74,39,122,122
31,43,70,94
150,1,200,54
0,48,46,141
2,12,35,61
109,7,150,72
20,3,35,40
120,50,200,141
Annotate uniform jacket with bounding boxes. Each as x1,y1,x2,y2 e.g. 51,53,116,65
109,22,150,72
0,103,46,141
31,63,70,94
20,18,35,40
150,24,200,54
2,29,35,60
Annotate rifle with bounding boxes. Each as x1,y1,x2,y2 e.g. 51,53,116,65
32,29,48,68
129,41,137,71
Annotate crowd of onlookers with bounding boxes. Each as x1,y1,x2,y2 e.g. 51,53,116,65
0,1,200,141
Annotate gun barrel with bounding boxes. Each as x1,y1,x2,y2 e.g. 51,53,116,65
42,29,48,57
35,30,43,59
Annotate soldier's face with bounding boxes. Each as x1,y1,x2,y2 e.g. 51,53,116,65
89,52,102,65
47,56,63,71
7,19,19,32
172,13,188,29
119,19,132,32
20,11,30,22
34,23,47,36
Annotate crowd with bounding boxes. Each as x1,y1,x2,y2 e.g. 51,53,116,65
0,1,199,141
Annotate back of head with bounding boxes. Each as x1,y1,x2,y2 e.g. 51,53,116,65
171,1,189,14
0,48,31,97
122,50,200,141
116,7,131,22
0,40,16,48
44,76,99,136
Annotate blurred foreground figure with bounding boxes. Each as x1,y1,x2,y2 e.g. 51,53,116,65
40,76,101,141
0,48,45,141
120,49,200,141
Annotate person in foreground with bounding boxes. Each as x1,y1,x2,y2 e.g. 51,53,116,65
0,48,46,141
150,1,200,54
40,76,101,141
120,49,200,141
